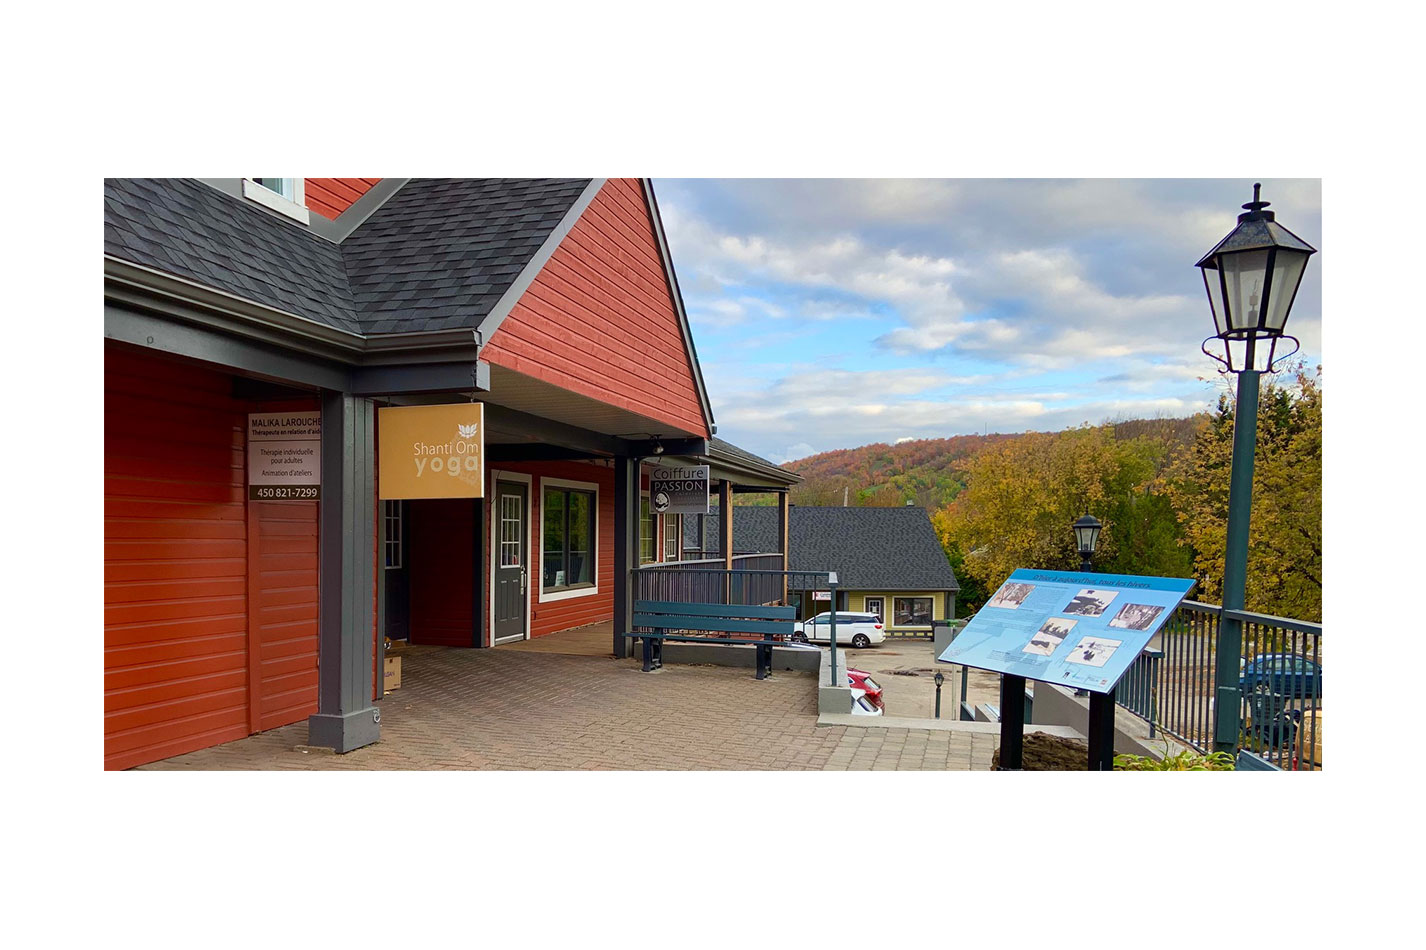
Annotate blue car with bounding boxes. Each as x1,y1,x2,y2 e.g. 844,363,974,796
1238,654,1322,698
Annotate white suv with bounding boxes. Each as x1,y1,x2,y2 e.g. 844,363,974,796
793,611,885,648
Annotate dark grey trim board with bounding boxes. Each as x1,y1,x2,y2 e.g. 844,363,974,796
348,361,489,396
473,178,606,347
108,305,489,397
107,305,349,392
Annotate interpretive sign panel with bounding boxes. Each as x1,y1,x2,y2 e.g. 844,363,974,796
937,568,1195,694
650,464,710,514
378,403,484,500
248,412,321,500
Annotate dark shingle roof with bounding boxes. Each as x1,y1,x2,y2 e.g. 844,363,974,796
104,178,592,336
342,178,592,334
104,178,361,333
686,505,959,591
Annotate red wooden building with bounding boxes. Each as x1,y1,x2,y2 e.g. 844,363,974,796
104,178,797,769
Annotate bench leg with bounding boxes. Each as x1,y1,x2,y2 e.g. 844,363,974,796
641,636,654,673
653,638,663,670
755,644,769,680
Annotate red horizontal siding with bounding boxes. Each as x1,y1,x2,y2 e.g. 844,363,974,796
304,178,381,220
482,178,709,438
105,348,252,769
252,497,319,732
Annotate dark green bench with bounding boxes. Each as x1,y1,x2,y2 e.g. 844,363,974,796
630,599,798,679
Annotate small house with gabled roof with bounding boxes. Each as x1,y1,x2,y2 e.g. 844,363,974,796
686,504,959,630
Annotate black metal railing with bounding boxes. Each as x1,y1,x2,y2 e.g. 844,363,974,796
634,563,799,608
1115,601,1322,770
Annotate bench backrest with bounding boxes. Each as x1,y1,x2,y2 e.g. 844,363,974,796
634,599,796,638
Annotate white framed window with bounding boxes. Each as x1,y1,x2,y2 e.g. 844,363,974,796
640,493,654,564
539,476,601,603
662,513,680,563
242,177,310,224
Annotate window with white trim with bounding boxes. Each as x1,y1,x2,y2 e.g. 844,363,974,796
640,495,655,564
662,513,680,563
543,486,595,592
241,177,310,223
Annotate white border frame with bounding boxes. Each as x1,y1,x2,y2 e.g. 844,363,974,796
488,470,534,645
242,178,311,224
537,475,601,604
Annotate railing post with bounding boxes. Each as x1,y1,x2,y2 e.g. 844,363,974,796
828,572,839,687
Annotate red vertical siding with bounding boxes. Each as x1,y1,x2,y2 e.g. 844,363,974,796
481,178,709,437
408,499,477,646
105,349,251,770
304,178,382,220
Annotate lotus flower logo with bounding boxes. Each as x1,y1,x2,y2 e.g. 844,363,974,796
457,423,479,439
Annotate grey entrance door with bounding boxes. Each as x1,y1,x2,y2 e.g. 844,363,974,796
493,481,528,643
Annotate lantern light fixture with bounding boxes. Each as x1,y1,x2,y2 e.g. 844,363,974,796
1195,183,1317,373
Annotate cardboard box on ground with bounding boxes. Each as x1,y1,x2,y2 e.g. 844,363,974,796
383,639,404,693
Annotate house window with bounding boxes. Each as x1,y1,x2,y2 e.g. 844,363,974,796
662,514,680,563
640,495,654,564
241,177,310,224
864,596,884,622
543,486,595,591
383,501,403,569
893,597,934,627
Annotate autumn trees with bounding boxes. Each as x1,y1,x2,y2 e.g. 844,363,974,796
780,368,1322,621
934,425,1191,605
1167,366,1322,622
931,366,1321,621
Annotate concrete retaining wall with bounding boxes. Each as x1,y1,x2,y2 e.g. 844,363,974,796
658,642,821,672
1030,683,1168,758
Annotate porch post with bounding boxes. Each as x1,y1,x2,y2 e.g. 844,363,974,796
777,491,790,605
613,455,638,658
307,391,380,753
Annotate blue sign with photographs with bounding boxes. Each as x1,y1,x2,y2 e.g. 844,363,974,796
937,569,1196,694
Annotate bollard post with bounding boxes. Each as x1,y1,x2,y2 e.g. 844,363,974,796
934,670,944,719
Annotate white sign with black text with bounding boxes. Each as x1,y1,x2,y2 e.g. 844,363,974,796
650,464,710,515
248,411,321,500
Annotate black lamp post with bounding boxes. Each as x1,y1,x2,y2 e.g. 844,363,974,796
1072,514,1102,572
1071,514,1115,769
1197,184,1316,754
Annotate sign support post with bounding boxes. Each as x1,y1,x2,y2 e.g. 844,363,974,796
1087,689,1117,770
997,675,1026,770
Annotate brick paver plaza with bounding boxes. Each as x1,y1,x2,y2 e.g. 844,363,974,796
139,645,997,770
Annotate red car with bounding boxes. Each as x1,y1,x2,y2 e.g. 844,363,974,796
846,668,884,712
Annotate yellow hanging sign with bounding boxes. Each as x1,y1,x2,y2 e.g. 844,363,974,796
378,403,485,499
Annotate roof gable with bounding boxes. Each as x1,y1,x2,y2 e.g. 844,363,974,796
689,505,959,591
341,178,593,334
480,178,710,437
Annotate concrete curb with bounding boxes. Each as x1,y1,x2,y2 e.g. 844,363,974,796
817,714,1086,737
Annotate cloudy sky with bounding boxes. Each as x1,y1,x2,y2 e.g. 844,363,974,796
653,179,1322,464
